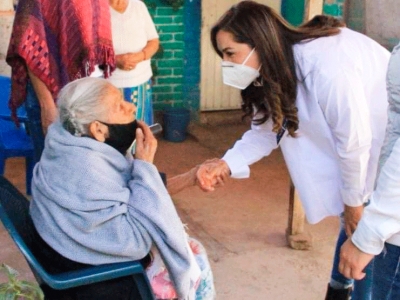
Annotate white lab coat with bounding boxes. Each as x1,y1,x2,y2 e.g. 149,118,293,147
222,28,390,224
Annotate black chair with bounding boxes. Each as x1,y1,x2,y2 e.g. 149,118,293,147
0,176,155,299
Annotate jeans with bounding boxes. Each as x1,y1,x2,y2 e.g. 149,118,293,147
330,215,373,299
25,82,45,164
373,243,400,299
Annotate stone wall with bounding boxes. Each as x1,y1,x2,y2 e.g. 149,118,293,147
365,0,399,50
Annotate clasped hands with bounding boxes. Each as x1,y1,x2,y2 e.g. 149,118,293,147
195,159,230,192
116,52,145,71
133,124,229,192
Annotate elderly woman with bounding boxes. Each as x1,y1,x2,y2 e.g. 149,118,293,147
30,77,215,300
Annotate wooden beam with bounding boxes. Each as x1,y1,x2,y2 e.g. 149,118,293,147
0,0,13,11
287,182,305,235
286,180,312,250
304,0,324,21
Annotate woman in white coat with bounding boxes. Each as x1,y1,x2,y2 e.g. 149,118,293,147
196,2,390,299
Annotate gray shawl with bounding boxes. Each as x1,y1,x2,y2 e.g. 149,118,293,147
30,121,199,299
378,42,400,173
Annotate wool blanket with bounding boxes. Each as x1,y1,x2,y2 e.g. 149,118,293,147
6,0,115,123
30,121,200,299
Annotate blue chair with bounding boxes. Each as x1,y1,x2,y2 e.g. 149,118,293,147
0,75,34,195
0,175,155,299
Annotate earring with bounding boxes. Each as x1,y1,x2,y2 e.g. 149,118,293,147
253,77,263,87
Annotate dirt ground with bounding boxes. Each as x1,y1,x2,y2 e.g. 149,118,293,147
0,120,340,299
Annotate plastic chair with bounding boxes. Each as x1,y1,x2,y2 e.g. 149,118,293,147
0,176,155,299
0,75,34,195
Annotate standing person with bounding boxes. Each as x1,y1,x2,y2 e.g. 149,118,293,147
6,0,115,163
107,0,159,125
339,42,400,299
195,1,390,299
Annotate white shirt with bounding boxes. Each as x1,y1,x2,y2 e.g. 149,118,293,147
107,0,159,88
352,43,400,253
222,28,390,224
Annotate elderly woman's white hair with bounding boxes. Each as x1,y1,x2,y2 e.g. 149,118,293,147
57,77,116,136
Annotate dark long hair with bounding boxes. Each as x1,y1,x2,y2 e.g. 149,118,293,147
211,1,344,136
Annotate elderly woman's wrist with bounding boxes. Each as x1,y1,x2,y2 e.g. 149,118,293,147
190,166,200,186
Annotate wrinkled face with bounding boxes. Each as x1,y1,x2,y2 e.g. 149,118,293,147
216,30,260,69
100,87,136,124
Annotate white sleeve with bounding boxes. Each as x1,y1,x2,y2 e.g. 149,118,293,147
222,118,278,178
317,69,372,207
352,139,400,254
140,1,159,40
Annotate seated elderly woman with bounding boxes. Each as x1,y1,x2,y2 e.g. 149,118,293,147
29,77,215,300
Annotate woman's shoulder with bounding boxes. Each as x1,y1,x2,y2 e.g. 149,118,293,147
294,28,389,79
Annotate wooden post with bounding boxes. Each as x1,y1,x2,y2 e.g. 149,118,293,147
0,0,13,11
286,180,312,250
304,0,324,21
286,0,323,250
287,182,305,236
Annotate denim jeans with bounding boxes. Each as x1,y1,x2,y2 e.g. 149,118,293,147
330,215,373,299
25,82,45,164
372,243,400,299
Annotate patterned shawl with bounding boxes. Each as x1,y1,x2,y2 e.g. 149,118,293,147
6,0,115,122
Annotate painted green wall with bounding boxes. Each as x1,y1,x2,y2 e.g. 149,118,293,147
282,0,345,26
144,0,185,111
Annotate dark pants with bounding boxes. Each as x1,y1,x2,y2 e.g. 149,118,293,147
330,217,373,299
373,243,400,299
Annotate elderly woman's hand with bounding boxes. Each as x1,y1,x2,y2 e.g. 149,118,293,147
134,121,157,163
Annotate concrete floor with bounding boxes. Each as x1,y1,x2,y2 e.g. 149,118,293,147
0,121,340,299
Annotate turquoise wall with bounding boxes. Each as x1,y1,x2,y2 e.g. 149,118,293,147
282,0,345,26
144,0,186,112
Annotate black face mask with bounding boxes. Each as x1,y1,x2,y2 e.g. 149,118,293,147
99,120,138,155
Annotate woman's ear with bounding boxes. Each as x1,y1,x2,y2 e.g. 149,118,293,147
89,121,108,142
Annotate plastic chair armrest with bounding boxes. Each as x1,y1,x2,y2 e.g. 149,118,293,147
40,260,144,290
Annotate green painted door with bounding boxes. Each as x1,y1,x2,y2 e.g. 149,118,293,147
281,0,305,26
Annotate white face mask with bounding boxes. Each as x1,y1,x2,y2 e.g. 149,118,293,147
221,48,260,90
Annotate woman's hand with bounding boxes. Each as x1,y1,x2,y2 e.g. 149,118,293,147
339,238,374,280
115,52,145,71
344,204,364,237
196,159,230,192
134,121,157,163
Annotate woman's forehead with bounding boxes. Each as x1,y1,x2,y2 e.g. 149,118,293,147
103,87,123,106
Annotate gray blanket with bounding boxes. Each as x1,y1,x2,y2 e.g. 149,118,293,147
30,121,199,299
